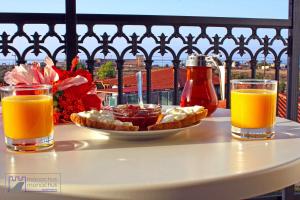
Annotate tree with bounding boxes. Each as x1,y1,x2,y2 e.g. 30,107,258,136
96,61,116,80
278,81,286,93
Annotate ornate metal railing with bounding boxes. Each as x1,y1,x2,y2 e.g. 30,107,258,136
76,14,291,107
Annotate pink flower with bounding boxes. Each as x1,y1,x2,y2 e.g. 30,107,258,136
57,75,88,91
4,56,102,124
4,56,59,85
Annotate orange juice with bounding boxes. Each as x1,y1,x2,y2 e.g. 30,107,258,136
2,95,53,139
231,89,276,129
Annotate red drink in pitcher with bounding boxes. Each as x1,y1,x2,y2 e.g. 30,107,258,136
180,54,225,116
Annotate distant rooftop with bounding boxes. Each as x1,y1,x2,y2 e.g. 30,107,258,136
98,67,222,94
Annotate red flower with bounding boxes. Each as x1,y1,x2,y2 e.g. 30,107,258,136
71,56,79,71
74,68,93,83
82,94,102,110
63,83,91,97
52,55,102,124
53,111,61,124
52,66,71,81
54,91,86,122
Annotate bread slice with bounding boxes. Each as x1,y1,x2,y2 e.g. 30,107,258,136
148,107,207,130
70,112,139,131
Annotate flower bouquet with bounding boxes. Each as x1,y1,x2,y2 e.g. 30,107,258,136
4,56,102,124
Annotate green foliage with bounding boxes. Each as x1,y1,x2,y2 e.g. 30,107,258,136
278,81,286,93
53,90,64,109
231,72,249,79
74,62,86,70
255,72,264,79
96,61,116,80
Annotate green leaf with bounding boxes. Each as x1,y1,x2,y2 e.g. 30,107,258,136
53,100,58,107
76,62,86,70
54,90,64,101
96,61,116,80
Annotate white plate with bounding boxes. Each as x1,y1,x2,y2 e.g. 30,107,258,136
75,123,201,140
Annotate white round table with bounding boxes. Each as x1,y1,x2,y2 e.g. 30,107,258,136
1,109,300,200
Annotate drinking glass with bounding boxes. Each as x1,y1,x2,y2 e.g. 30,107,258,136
230,79,277,140
1,85,54,151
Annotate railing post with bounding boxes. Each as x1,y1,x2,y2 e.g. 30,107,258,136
250,60,257,79
287,0,300,121
172,59,181,105
145,59,153,104
86,59,95,74
116,59,124,104
65,0,78,69
225,59,232,108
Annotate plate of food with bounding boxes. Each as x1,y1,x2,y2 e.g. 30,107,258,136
70,104,207,140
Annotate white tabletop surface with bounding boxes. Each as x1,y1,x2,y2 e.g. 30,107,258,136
1,109,300,200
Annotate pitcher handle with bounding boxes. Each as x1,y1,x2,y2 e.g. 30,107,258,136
205,56,225,100
218,65,225,100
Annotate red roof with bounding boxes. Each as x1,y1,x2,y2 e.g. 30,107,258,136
277,93,300,122
98,67,221,93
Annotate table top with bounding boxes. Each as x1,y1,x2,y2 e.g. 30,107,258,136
1,109,300,200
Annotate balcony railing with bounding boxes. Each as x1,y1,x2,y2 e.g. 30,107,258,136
0,0,300,199
1,2,299,124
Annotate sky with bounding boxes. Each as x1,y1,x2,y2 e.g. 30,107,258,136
0,0,288,19
0,0,289,63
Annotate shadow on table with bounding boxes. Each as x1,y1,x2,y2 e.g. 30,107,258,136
53,118,232,152
53,117,300,152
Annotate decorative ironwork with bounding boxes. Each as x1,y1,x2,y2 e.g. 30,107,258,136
0,13,292,106
75,17,289,105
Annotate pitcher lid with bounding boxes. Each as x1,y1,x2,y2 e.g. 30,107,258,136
186,53,206,67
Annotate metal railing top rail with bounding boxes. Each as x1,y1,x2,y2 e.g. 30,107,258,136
0,13,65,24
0,13,292,28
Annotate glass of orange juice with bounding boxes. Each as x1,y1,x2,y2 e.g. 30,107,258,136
231,79,277,140
0,85,53,151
